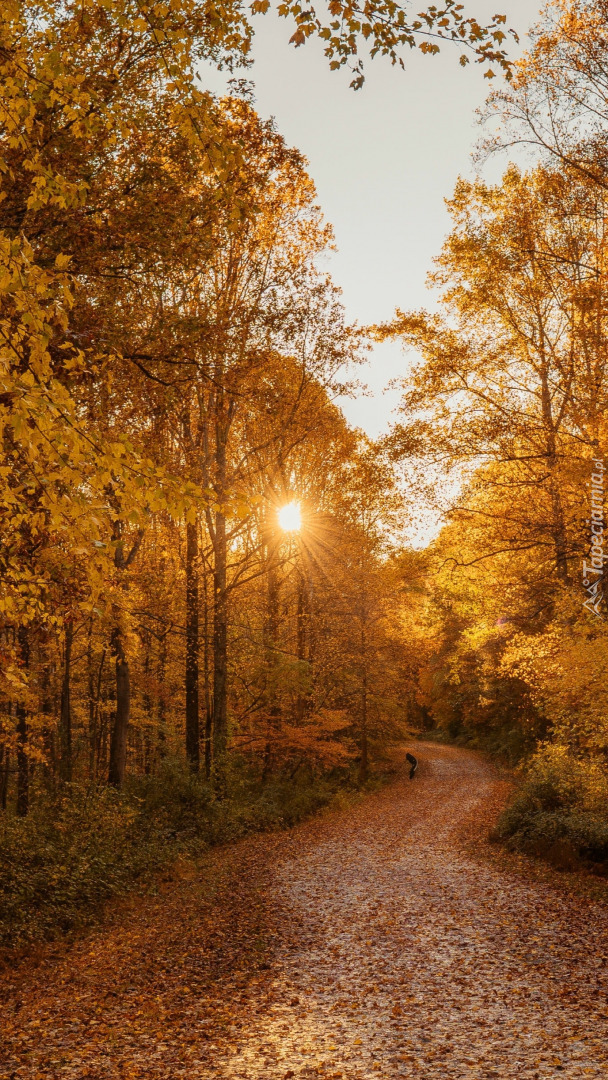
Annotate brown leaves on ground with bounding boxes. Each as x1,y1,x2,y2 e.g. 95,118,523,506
0,843,278,1078
3,744,608,1079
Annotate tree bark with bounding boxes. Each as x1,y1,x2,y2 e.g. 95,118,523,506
39,640,54,792
157,631,168,757
295,570,308,724
107,525,143,787
549,473,569,583
262,528,281,782
359,624,369,784
539,356,570,582
207,372,232,789
89,644,105,782
108,628,130,788
212,504,228,773
0,743,9,811
59,620,73,782
203,562,212,780
185,519,200,769
16,627,29,816
141,631,152,775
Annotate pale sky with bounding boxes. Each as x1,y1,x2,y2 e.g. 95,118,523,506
200,1,542,439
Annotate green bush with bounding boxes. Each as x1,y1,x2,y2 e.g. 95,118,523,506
496,743,608,866
0,758,357,948
132,757,350,839
0,785,168,947
424,721,533,766
130,756,218,836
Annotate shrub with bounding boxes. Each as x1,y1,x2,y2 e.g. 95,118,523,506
0,785,168,947
496,743,608,866
0,758,359,948
132,757,352,840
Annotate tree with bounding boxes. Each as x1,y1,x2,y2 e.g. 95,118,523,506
377,164,608,589
377,143,608,773
484,1,608,190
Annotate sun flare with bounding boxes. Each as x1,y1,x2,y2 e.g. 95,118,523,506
278,501,302,532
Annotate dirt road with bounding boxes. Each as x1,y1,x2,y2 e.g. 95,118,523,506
3,744,608,1079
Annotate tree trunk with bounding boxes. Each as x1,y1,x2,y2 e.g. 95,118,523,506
539,360,569,582
108,628,130,788
40,642,54,792
16,628,29,816
295,571,308,724
185,519,200,769
203,563,212,780
212,504,228,775
549,475,569,583
157,631,167,758
262,535,281,782
0,700,11,810
89,645,105,782
141,631,152,775
359,625,369,785
0,744,9,811
59,620,73,782
106,524,143,787
359,684,369,784
87,624,95,778
208,375,231,790
15,704,28,812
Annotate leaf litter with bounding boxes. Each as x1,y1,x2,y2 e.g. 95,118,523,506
2,743,608,1079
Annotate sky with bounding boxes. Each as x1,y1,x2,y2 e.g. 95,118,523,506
199,1,543,439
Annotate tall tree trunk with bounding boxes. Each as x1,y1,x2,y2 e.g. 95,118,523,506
89,643,105,782
203,561,212,781
208,375,232,790
141,632,152,776
359,624,369,784
185,519,200,770
0,743,9,811
106,523,143,787
99,711,109,777
539,359,570,582
549,474,569,583
0,700,11,810
40,639,54,793
262,532,281,783
295,570,308,724
59,620,73,782
87,622,95,779
157,631,168,758
16,627,29,816
108,628,130,788
212,505,228,772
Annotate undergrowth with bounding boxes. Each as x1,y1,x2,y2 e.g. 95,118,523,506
0,758,362,949
494,743,608,868
421,722,532,767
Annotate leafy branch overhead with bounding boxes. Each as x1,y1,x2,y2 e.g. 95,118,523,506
276,0,516,87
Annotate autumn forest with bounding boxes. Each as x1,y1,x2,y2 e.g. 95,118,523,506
3,2,608,1077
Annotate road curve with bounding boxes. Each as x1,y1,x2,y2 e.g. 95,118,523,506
220,742,608,1080
2,743,608,1080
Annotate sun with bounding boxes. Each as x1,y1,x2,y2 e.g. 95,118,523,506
278,501,302,532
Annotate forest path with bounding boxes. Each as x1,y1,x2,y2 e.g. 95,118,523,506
3,744,608,1080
